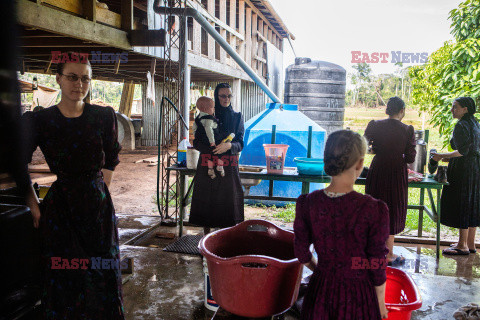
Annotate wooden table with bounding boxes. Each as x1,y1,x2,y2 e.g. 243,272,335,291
166,165,447,259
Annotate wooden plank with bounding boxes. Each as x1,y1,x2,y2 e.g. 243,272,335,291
17,0,131,50
119,81,135,117
238,0,245,59
268,28,273,42
228,0,236,65
245,7,252,68
185,0,244,41
128,29,166,46
219,0,227,63
121,0,133,31
42,0,121,28
244,0,282,39
192,19,201,54
207,0,216,60
28,164,51,173
251,12,257,71
82,0,96,22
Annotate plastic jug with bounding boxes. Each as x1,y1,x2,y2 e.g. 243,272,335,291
178,138,190,164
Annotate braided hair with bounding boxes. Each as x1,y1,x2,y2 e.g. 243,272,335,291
324,130,367,176
455,96,477,115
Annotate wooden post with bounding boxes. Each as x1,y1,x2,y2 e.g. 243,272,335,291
207,0,216,60
219,0,227,63
82,0,96,22
119,81,135,117
121,0,133,31
192,20,201,54
245,6,252,67
232,79,241,112
229,0,237,65
238,0,245,60
251,12,257,71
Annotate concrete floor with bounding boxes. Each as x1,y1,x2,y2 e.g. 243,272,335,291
117,215,480,320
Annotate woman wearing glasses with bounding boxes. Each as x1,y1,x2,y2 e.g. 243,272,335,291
190,83,245,234
23,53,125,319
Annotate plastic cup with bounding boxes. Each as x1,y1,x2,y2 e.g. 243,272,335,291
263,144,289,174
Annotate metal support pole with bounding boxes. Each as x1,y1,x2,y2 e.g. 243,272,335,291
268,125,276,198
179,14,189,227
153,2,282,103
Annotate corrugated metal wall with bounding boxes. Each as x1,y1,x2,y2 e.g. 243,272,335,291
141,80,267,145
141,81,180,146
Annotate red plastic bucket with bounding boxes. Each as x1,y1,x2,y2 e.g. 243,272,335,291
263,144,289,174
198,220,302,318
385,267,422,320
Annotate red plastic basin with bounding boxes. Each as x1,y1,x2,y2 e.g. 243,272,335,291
198,220,303,318
385,267,423,320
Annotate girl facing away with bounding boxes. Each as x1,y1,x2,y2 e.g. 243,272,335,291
294,130,389,320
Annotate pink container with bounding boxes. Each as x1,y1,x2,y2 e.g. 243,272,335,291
385,267,423,320
198,220,303,318
263,144,289,174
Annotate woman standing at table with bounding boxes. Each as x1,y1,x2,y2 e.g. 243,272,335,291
189,83,245,234
23,54,125,319
432,97,480,255
364,96,416,265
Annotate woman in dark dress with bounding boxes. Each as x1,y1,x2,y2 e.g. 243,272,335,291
294,130,389,319
364,97,416,265
24,55,125,319
189,83,245,234
432,97,480,255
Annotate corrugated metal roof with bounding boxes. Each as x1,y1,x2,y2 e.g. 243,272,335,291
250,0,293,39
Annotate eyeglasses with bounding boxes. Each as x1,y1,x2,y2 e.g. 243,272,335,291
218,94,233,99
61,73,91,84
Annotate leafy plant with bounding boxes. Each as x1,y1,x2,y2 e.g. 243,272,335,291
409,0,480,146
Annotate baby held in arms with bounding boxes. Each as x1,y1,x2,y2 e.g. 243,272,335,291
194,97,234,179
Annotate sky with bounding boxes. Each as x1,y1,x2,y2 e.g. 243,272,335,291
269,0,464,84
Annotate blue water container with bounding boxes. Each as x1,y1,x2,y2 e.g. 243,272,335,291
239,103,327,205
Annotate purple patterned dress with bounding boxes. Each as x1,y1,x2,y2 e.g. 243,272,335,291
294,190,389,320
23,104,124,319
364,119,416,235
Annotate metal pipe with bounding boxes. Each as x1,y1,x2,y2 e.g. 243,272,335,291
153,2,282,103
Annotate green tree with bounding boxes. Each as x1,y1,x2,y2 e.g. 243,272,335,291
409,0,480,146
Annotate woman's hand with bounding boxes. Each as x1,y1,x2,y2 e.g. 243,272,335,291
213,142,232,154
432,153,443,162
379,303,388,319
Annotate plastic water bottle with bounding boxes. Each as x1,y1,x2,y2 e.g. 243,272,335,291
177,138,190,164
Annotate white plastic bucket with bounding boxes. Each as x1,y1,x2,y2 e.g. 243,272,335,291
203,257,219,312
187,148,200,169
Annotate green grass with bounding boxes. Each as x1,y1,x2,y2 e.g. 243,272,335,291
256,106,459,237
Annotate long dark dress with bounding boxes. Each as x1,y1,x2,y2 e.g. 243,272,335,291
364,119,416,235
294,190,389,320
189,108,245,228
23,104,124,319
441,114,480,228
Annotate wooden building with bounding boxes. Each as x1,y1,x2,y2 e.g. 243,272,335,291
16,0,293,146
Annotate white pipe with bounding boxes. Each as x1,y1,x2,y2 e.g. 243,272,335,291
153,2,282,103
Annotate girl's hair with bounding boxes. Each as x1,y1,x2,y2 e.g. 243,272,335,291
324,130,367,176
455,96,477,115
56,52,91,75
385,96,405,116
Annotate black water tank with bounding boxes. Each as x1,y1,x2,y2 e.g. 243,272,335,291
284,57,346,134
